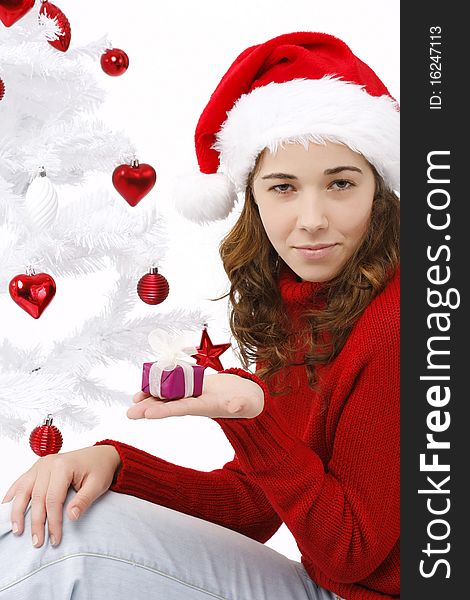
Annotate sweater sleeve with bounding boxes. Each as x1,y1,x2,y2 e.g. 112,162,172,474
93,438,281,543
214,323,399,584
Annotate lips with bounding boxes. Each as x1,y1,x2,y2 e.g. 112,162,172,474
293,244,339,260
294,244,337,250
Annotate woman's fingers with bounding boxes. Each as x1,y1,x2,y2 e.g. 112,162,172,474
127,396,181,419
128,397,160,419
29,470,52,547
128,374,264,421
127,394,221,419
3,446,120,549
44,473,74,547
146,396,218,418
8,482,33,535
132,391,151,403
65,474,106,524
1,480,19,504
127,376,263,420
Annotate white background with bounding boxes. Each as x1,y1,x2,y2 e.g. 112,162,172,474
0,0,399,560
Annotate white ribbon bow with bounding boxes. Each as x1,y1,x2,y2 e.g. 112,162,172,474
148,328,198,370
147,328,199,398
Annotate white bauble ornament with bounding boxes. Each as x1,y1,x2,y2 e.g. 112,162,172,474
25,168,58,230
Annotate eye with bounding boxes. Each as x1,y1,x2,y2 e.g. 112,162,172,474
269,183,295,194
329,179,355,191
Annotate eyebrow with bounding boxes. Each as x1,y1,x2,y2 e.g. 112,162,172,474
261,166,363,180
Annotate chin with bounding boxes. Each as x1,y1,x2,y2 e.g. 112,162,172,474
291,263,339,283
283,245,348,283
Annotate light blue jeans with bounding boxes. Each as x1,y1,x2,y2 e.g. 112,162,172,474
0,487,340,600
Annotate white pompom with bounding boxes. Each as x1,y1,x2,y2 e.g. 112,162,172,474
24,172,58,230
172,172,238,224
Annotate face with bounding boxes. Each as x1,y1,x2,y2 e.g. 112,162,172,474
252,141,376,282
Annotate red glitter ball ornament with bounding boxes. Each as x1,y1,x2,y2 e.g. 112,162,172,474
29,414,63,456
0,77,5,101
100,47,129,76
137,267,169,305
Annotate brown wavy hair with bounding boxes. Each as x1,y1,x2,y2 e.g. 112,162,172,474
215,148,400,399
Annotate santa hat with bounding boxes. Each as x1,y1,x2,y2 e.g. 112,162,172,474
173,31,399,224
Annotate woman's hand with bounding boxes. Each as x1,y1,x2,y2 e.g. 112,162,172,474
1,445,121,548
128,373,264,420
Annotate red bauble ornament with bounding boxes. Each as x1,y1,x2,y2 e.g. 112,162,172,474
100,47,129,76
192,325,231,372
9,270,56,319
137,267,169,305
39,1,71,52
0,77,4,101
29,414,63,456
112,159,157,207
0,0,35,27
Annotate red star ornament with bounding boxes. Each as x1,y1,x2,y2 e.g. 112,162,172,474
192,328,231,372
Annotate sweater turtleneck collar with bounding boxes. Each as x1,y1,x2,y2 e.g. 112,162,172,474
278,263,326,309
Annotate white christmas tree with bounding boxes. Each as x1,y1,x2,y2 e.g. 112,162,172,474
0,4,206,441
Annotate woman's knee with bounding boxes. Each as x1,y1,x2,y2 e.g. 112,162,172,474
1,488,133,556
0,489,145,595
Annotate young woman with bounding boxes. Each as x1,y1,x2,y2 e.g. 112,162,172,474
0,32,399,600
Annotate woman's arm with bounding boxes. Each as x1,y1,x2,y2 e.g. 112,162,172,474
93,439,281,543
214,325,399,584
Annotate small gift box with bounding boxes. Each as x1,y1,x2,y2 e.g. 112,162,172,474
141,328,205,400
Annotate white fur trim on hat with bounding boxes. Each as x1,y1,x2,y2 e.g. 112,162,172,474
172,172,238,224
212,76,400,194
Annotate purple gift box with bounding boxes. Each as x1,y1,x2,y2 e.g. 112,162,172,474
142,362,205,400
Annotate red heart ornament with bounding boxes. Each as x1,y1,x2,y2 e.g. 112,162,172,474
9,272,56,319
112,160,157,207
0,0,35,27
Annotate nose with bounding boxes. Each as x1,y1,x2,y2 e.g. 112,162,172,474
296,193,328,231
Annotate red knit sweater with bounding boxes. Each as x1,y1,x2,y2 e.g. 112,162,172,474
95,264,400,600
